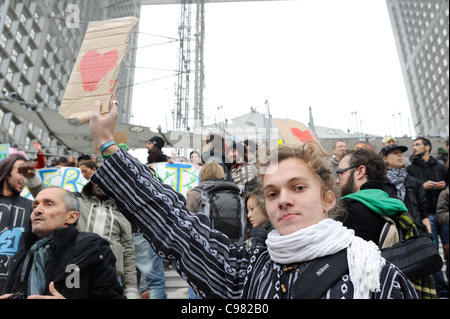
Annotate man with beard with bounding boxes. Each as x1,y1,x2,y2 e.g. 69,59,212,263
0,154,33,293
407,137,448,298
336,148,408,245
145,136,169,165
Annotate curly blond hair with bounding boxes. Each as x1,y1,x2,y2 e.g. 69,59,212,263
259,142,345,219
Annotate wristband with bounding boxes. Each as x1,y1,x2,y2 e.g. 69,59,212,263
100,140,116,154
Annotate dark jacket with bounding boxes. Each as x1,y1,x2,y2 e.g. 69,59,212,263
0,194,33,294
407,156,446,213
147,153,168,164
0,154,33,293
249,222,273,248
340,181,405,245
385,174,429,233
3,225,125,299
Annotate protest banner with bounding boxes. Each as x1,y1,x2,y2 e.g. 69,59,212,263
152,162,201,197
21,167,88,199
20,163,200,200
59,17,139,123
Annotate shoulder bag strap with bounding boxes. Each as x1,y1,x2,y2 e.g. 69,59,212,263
292,249,349,299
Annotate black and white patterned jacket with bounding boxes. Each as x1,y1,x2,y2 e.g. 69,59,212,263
91,149,418,299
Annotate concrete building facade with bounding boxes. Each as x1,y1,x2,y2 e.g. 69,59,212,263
0,0,140,157
386,0,449,137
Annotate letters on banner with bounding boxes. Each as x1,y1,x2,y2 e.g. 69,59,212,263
21,163,201,199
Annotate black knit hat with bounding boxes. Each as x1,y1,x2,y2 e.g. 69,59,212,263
149,136,165,149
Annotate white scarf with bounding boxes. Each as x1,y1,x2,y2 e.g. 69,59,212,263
265,218,386,299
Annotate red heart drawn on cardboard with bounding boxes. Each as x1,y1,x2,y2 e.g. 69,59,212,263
78,50,119,92
290,128,314,143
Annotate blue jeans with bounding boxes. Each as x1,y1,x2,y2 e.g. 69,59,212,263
188,286,200,299
429,213,449,297
132,233,167,299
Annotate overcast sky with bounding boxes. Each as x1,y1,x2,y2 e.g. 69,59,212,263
130,0,415,139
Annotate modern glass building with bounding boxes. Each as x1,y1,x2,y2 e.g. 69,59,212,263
386,0,449,137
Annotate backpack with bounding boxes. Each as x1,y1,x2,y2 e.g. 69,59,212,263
378,212,441,298
195,180,246,244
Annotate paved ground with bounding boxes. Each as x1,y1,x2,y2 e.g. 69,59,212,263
165,269,189,299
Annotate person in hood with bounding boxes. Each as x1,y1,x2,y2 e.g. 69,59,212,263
0,154,33,293
336,148,408,245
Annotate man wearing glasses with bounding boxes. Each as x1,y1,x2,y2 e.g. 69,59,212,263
336,148,408,245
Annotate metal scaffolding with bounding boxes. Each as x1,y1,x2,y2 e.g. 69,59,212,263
173,0,205,132
194,0,205,129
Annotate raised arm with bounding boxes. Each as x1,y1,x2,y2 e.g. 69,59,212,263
89,100,249,299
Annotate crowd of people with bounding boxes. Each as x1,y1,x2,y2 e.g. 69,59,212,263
0,100,448,299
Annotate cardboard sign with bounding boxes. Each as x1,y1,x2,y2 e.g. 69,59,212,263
273,118,319,146
21,167,88,199
152,162,201,197
60,17,139,123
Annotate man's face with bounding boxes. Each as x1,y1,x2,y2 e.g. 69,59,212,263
263,158,335,236
413,140,428,157
384,150,404,169
31,188,78,238
336,155,358,197
4,160,26,196
333,142,347,160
